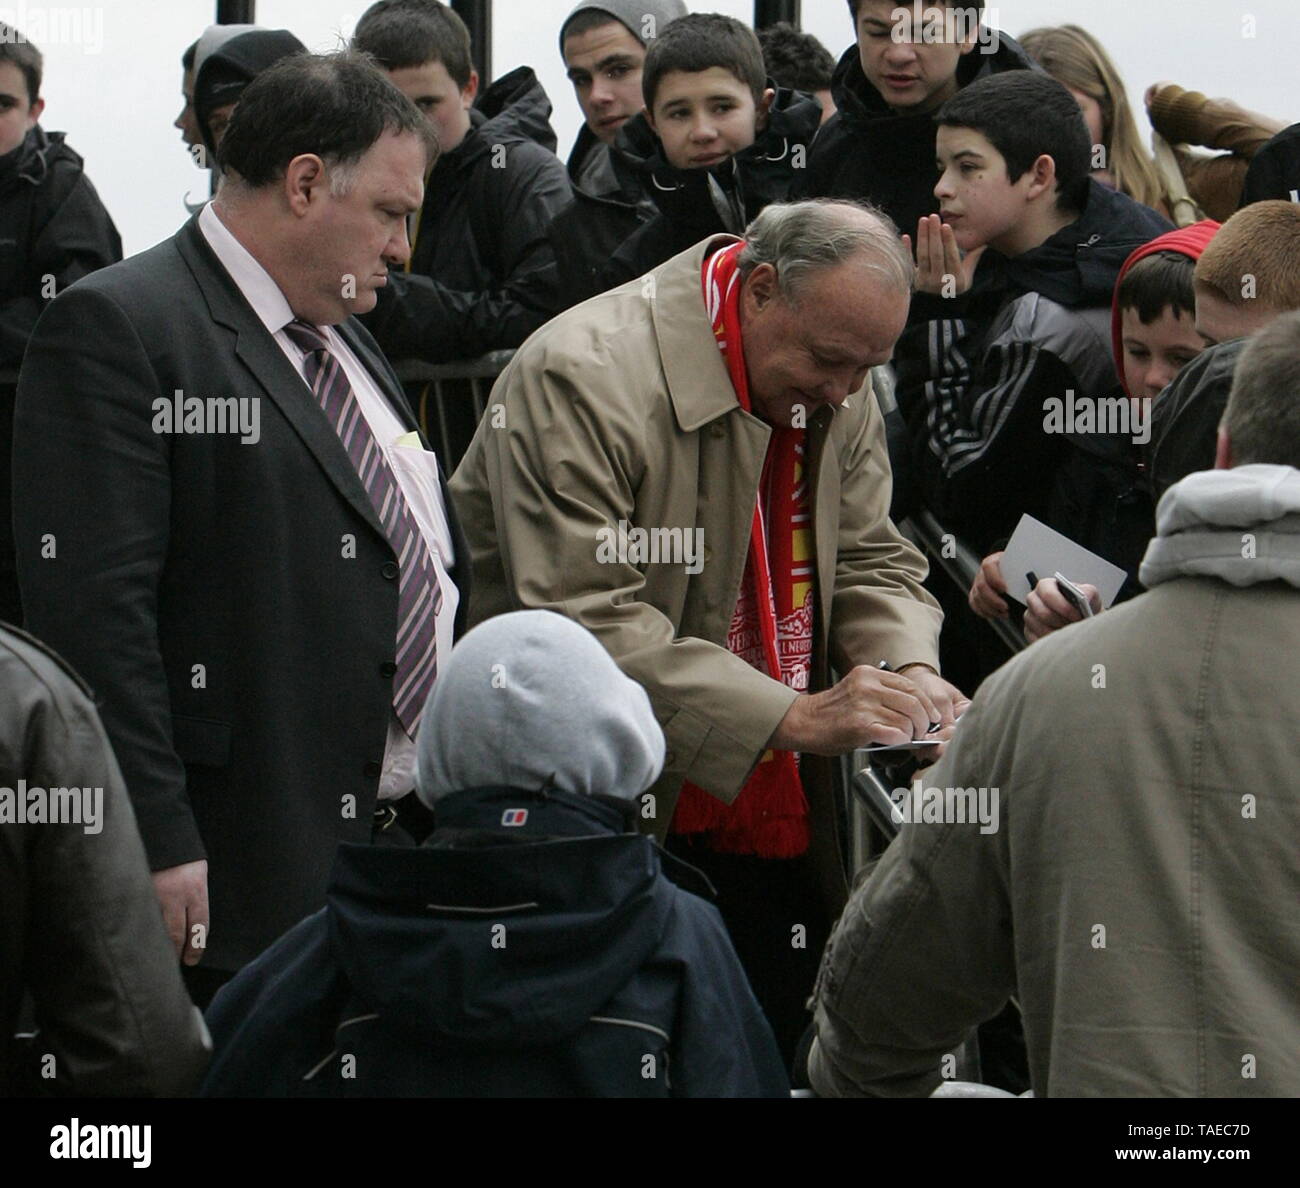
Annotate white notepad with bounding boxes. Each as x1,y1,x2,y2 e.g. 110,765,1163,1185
999,514,1128,608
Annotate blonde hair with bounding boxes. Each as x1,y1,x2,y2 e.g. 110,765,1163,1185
1019,24,1166,212
1194,202,1300,311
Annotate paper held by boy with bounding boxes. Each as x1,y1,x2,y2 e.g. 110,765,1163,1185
1000,514,1128,607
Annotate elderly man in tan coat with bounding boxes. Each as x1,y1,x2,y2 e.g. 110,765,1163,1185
450,200,964,1061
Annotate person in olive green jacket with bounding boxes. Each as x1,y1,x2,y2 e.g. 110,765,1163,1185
451,199,961,1061
810,312,1300,1098
1,625,210,1095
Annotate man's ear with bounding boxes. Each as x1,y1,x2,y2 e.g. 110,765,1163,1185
1214,425,1235,470
742,262,779,314
462,70,479,108
26,96,45,127
755,86,776,131
283,153,327,216
643,104,658,135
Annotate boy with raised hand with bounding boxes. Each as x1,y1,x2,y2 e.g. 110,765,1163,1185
599,13,822,291
996,221,1221,642
352,0,572,363
894,70,1170,564
796,1,1032,240
0,24,120,626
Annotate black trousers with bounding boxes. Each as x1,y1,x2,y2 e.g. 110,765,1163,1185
665,834,831,1075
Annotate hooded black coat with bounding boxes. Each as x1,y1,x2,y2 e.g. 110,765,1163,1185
794,35,1035,236
600,86,824,289
548,126,655,310
361,67,572,362
0,125,121,366
0,125,120,626
200,786,789,1097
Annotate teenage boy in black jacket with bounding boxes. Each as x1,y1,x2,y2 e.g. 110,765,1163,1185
599,13,822,291
549,0,688,309
795,1,1032,241
353,0,572,363
894,70,1171,561
0,25,120,626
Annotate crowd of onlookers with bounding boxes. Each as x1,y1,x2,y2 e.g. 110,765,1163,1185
2,0,1297,1099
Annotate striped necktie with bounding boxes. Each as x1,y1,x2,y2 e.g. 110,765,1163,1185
285,319,441,734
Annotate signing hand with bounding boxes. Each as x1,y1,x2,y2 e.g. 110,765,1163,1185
769,664,943,755
898,665,970,765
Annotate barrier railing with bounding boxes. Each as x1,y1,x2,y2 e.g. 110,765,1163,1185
902,507,1028,658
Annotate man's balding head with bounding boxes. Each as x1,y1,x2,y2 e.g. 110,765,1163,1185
737,201,913,427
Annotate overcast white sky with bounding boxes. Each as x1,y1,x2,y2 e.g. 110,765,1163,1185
23,0,1299,255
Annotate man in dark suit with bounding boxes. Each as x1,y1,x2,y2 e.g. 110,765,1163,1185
12,51,467,1004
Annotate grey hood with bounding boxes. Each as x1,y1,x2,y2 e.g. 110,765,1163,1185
1139,464,1300,589
559,0,687,50
416,610,665,806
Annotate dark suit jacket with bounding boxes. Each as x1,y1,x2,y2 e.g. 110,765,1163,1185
12,215,469,971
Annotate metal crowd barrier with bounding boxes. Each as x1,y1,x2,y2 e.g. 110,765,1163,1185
903,508,1028,658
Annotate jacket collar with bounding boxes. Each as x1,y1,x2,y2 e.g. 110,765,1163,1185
430,784,634,839
649,236,741,432
426,784,717,898
1140,464,1300,590
0,125,62,189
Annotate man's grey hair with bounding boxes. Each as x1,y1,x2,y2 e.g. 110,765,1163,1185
1222,309,1300,468
326,155,362,198
737,199,914,300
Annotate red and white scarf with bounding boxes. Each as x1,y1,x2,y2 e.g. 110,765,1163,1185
671,241,813,859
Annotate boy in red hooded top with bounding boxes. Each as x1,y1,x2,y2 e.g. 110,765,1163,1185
1016,220,1221,641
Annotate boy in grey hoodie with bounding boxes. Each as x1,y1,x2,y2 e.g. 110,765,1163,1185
202,611,789,1097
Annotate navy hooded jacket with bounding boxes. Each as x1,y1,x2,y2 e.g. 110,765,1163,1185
200,786,789,1097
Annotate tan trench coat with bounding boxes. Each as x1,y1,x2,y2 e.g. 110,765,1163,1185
449,237,942,905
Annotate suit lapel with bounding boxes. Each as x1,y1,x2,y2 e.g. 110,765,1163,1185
176,220,388,543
